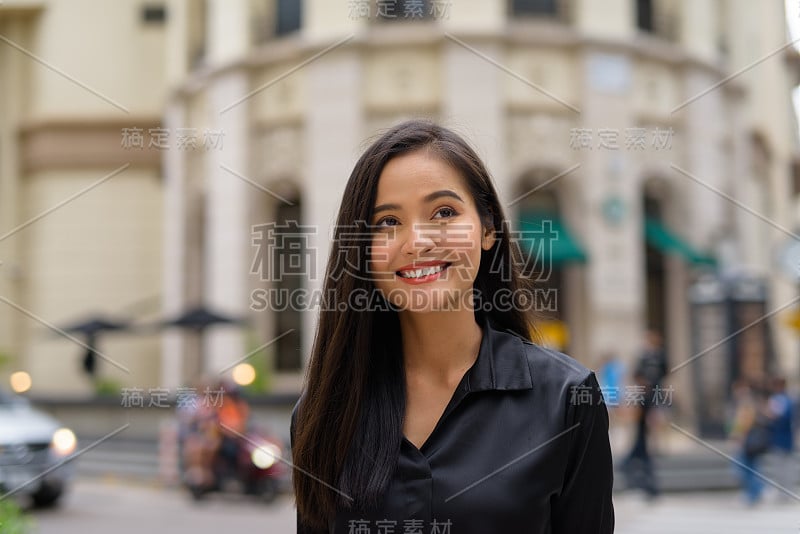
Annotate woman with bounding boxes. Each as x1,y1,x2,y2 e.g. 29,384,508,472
729,379,770,505
291,120,614,533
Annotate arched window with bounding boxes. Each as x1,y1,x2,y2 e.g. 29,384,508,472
272,194,304,372
515,170,587,352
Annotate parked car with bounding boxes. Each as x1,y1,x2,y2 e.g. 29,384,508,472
0,389,77,506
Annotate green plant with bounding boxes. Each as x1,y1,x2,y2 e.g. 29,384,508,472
0,499,33,533
244,329,272,394
94,377,123,397
0,350,11,370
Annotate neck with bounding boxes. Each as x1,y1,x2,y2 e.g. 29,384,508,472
398,308,483,385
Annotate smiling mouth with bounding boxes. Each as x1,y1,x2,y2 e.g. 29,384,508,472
396,263,452,279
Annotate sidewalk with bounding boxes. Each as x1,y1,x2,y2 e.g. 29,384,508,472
610,418,800,493
614,489,799,533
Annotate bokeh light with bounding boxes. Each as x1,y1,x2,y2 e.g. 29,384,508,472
10,371,32,393
231,363,256,386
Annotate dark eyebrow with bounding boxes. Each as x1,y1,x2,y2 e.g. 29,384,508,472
373,190,465,215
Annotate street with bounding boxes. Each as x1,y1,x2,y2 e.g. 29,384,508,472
21,476,800,533
29,476,295,533
614,490,799,533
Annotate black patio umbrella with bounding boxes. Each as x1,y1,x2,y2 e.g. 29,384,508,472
61,317,131,335
58,315,133,377
158,306,248,379
159,306,246,331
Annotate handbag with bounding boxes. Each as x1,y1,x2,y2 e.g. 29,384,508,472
743,416,772,457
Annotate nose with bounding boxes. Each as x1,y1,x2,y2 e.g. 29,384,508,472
400,221,437,256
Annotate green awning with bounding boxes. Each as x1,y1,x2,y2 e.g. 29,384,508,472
644,217,716,266
518,211,588,264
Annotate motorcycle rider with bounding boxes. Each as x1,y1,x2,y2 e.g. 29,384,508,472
216,380,250,476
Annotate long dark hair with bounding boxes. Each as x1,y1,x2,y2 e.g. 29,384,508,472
292,119,536,529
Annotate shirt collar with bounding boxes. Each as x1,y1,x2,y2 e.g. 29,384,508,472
465,311,534,393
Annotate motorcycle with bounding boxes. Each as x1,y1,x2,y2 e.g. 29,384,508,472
181,422,287,503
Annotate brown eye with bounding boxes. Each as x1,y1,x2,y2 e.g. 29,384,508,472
376,216,399,228
433,207,458,219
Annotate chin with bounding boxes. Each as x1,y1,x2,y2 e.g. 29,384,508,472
392,288,471,313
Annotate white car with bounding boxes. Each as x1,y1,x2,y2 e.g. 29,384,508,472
0,390,77,506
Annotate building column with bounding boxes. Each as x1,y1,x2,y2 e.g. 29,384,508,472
202,0,252,375
303,47,364,366
573,0,634,39
204,71,251,375
664,256,693,423
441,39,509,205
0,19,24,367
681,76,726,251
206,0,251,65
579,50,642,367
676,68,727,431
161,100,187,390
678,0,718,64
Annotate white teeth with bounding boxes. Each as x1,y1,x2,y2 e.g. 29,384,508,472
398,264,447,279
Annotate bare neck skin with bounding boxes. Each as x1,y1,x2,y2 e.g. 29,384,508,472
398,307,483,387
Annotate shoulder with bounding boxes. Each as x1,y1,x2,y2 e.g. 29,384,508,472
519,338,597,392
513,338,607,424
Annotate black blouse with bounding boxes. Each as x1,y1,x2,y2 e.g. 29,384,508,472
292,313,615,533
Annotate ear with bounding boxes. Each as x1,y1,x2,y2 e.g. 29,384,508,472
480,211,496,251
481,224,496,251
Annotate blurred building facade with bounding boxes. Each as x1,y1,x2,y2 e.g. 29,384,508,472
0,0,168,395
162,0,800,415
2,1,800,429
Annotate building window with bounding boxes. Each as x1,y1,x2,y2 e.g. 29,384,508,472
272,199,304,372
375,0,433,23
637,0,654,32
276,0,302,35
792,159,800,197
187,0,207,69
511,0,558,16
141,4,167,24
636,0,680,42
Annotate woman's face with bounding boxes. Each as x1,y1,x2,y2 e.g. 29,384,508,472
368,149,495,313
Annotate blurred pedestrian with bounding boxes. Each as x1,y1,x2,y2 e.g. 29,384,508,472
598,352,625,450
622,330,667,499
598,352,624,403
764,375,795,501
730,379,771,506
181,380,221,491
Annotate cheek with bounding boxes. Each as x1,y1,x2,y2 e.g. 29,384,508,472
458,247,483,280
368,239,395,277
443,222,484,272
